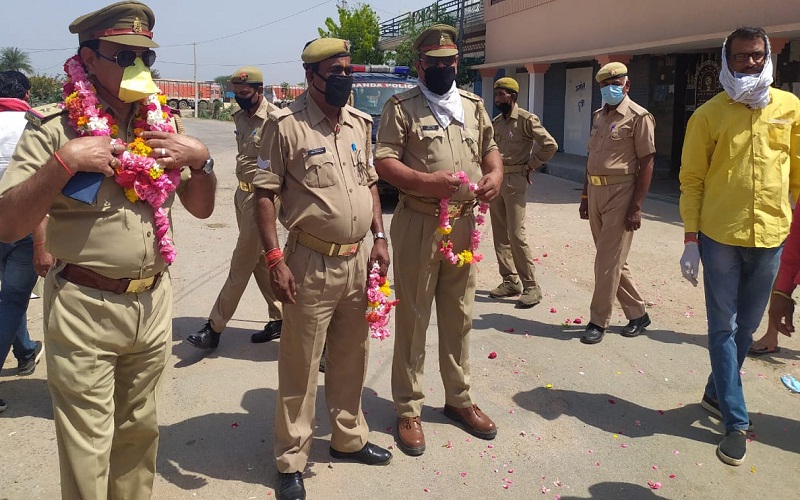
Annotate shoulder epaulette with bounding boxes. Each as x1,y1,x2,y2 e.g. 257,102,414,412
391,87,421,104
458,89,483,103
232,107,244,117
268,105,296,122
347,105,373,123
25,104,65,127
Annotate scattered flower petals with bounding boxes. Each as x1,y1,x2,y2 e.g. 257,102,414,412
231,422,239,428
550,307,557,313
504,327,515,333
608,399,616,405
424,488,430,493
460,472,467,477
652,465,658,470
545,384,554,389
647,481,662,490
488,351,498,359
669,474,677,479
621,443,628,448
573,318,582,324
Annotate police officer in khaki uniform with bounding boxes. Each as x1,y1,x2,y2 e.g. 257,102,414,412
374,24,503,457
253,38,392,500
187,66,283,349
489,77,557,308
0,2,216,498
578,62,654,345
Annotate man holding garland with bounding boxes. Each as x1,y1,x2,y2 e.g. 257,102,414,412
0,2,216,498
374,24,503,457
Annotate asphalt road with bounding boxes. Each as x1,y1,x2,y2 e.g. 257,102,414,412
1,117,798,499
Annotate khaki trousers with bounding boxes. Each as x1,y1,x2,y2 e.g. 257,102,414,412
274,237,370,473
43,262,172,500
588,182,646,327
489,172,540,290
390,202,474,417
209,188,282,332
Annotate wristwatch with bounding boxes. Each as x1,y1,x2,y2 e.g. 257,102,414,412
374,231,388,243
195,156,214,174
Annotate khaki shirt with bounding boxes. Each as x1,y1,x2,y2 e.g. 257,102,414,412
492,103,557,169
0,103,191,279
587,96,655,175
253,92,376,244
233,98,278,183
374,87,497,203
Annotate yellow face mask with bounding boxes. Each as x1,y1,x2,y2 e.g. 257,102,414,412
118,57,159,103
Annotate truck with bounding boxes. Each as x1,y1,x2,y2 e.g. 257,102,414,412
153,79,223,112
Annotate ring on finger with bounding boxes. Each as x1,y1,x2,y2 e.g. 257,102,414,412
161,147,166,157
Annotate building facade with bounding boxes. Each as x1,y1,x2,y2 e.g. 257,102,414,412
476,0,800,177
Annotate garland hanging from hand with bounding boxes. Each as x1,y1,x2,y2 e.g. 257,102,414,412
436,171,489,267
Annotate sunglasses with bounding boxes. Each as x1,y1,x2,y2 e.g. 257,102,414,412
421,56,456,67
94,49,157,68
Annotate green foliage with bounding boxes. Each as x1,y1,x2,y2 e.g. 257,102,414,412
318,4,384,64
29,74,64,106
213,75,230,87
0,47,34,74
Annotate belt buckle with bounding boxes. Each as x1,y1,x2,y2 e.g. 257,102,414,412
343,243,359,256
589,175,602,186
126,276,154,294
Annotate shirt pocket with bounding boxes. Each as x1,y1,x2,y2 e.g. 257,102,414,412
767,121,791,152
461,127,481,163
303,151,337,188
609,124,632,141
243,133,261,157
416,125,447,163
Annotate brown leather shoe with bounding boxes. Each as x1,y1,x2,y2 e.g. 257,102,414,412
396,416,425,456
444,404,497,440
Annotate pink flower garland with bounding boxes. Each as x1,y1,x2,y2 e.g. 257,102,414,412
436,171,489,267
365,263,398,340
62,55,181,263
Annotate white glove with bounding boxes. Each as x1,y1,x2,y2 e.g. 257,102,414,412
680,241,700,286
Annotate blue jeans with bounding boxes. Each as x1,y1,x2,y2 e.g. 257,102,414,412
699,233,782,432
0,234,38,372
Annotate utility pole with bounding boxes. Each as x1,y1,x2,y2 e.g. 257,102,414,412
193,42,199,117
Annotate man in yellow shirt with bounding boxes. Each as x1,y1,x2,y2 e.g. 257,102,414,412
679,27,800,467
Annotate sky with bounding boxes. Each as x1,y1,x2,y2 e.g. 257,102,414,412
1,0,430,84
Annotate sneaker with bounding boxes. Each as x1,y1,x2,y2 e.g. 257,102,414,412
18,340,44,376
717,430,747,466
0,398,6,413
516,286,542,308
489,279,522,298
700,394,753,431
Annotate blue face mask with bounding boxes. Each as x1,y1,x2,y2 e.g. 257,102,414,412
601,84,625,106
733,71,758,79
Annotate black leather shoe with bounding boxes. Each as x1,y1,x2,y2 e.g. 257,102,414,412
580,323,605,345
329,442,392,466
186,322,220,349
252,320,282,343
620,313,651,337
278,472,305,500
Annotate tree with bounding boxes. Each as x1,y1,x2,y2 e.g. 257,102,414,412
318,4,384,64
280,82,292,101
0,47,34,74
213,75,230,87
28,74,64,106
150,68,161,79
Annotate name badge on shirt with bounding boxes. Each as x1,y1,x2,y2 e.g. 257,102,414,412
422,125,439,131
307,147,326,156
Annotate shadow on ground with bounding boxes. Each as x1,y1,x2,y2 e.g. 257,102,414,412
513,387,800,455
0,377,53,420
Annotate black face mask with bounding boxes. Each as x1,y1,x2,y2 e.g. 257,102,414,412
314,72,353,108
497,102,513,114
235,94,258,111
424,66,456,95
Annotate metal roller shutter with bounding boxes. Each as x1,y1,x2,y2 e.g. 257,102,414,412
543,63,566,151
